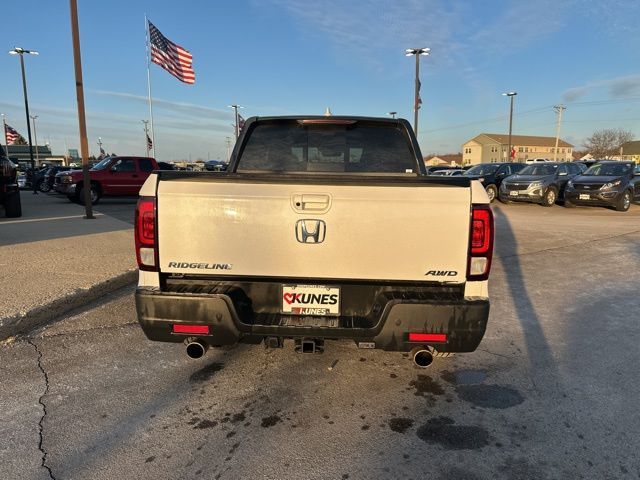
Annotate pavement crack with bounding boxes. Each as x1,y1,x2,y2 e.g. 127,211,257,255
27,339,56,480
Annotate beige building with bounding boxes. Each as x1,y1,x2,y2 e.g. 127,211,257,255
621,141,640,162
462,134,574,165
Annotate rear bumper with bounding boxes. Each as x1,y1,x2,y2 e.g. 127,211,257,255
135,287,489,353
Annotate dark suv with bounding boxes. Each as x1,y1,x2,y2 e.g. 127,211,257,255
564,161,639,212
40,166,77,192
0,146,21,217
499,162,582,207
464,162,526,202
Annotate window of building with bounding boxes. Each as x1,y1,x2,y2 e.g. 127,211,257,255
524,147,529,153
518,147,523,152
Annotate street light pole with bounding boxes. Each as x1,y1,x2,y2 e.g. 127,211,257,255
405,47,430,137
502,92,517,162
387,111,397,119
30,115,39,163
553,105,566,161
9,47,38,171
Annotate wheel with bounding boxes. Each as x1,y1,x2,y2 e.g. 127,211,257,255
4,191,22,217
39,180,51,193
564,199,575,208
485,184,497,202
78,184,101,205
542,187,557,207
615,190,631,212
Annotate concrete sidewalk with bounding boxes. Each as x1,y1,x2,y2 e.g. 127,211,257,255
0,193,137,339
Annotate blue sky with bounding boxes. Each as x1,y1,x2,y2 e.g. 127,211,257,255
1,0,639,161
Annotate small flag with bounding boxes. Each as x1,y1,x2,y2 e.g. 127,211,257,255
5,124,19,145
147,134,153,150
238,114,246,131
415,79,422,111
148,21,195,84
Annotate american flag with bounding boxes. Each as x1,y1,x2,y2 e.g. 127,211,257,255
148,22,195,84
238,114,246,131
5,124,19,145
146,134,153,150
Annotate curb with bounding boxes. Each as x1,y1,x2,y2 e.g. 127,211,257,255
0,269,138,340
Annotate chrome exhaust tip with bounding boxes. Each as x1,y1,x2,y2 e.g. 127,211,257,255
186,339,208,359
411,346,434,368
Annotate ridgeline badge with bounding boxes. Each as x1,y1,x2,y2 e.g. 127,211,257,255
167,262,232,270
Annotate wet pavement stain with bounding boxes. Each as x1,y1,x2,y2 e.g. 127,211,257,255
416,416,490,450
190,362,224,383
261,414,282,428
389,417,414,433
455,384,524,409
441,369,487,385
194,419,219,429
409,375,444,396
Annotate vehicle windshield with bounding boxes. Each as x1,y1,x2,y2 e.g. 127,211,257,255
237,120,417,174
518,164,558,176
583,163,633,176
91,157,113,171
464,164,499,176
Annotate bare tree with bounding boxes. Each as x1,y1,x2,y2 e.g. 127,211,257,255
584,129,634,158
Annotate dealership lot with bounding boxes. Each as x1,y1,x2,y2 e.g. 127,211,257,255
1,202,639,480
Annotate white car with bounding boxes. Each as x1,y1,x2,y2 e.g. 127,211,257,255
526,158,550,164
134,116,494,368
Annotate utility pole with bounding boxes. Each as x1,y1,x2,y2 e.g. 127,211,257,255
228,104,243,139
226,136,232,162
553,105,566,161
30,115,39,164
502,92,517,162
8,47,38,170
142,120,150,157
69,0,94,219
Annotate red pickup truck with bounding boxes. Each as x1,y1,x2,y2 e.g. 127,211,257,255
55,156,158,204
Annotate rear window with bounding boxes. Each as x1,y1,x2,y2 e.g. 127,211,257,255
236,121,417,173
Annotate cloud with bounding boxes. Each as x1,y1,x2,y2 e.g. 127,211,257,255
562,75,640,102
91,90,233,120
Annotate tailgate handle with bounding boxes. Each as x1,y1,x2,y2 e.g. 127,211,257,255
292,194,331,212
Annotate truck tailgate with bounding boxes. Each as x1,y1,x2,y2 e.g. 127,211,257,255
156,177,471,283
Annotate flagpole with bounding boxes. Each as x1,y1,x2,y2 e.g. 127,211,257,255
145,14,156,158
1,115,8,157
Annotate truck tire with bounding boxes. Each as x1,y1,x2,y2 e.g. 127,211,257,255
615,190,631,212
542,187,557,207
78,184,101,205
485,184,497,202
4,191,22,217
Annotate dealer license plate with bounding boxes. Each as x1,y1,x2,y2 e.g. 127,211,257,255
509,190,519,196
579,194,590,200
282,285,340,316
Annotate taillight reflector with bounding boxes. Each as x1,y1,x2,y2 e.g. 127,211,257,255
408,333,447,343
467,204,494,281
172,324,210,335
135,197,158,271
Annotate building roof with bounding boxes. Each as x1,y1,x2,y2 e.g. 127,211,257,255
621,140,640,155
469,133,573,148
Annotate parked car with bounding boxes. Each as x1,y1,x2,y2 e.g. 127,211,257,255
525,158,551,164
425,165,459,175
40,166,77,192
574,160,598,172
431,169,465,176
464,162,526,202
204,160,228,171
135,115,495,366
156,161,174,170
55,156,159,204
564,161,639,212
0,147,21,217
499,162,582,207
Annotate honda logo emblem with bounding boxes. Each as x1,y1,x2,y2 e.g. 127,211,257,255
295,219,326,244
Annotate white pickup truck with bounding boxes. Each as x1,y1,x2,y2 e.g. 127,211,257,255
135,116,494,367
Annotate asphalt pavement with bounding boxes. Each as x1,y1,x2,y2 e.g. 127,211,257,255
1,201,639,479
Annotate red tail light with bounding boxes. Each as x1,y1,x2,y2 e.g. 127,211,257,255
135,197,158,271
408,333,447,343
173,324,210,335
467,204,494,281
